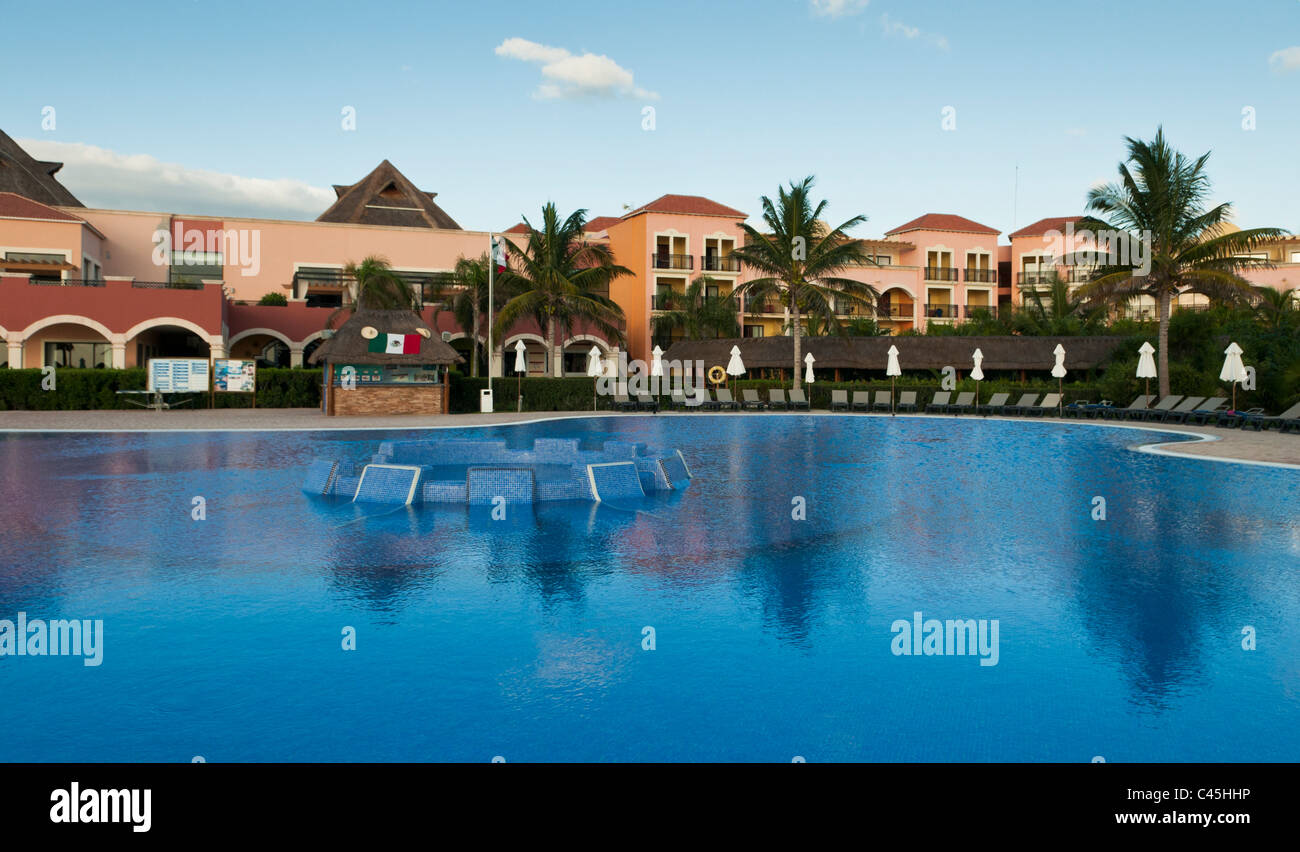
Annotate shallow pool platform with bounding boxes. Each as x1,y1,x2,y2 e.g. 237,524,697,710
303,437,693,505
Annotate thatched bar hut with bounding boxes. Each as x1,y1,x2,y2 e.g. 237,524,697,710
310,307,462,415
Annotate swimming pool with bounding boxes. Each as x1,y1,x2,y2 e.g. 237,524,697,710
0,415,1297,762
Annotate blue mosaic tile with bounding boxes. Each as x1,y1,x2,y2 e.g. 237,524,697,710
354,464,422,505
587,462,646,502
659,453,691,490
302,459,338,495
466,467,535,504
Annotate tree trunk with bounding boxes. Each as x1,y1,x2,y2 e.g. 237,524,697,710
546,316,557,377
470,303,480,378
1157,288,1171,398
791,290,802,391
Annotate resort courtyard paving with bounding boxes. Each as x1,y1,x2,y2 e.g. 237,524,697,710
1,408,1295,468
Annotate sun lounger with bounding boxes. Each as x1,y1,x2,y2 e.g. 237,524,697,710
635,393,659,412
1100,395,1154,420
925,391,952,413
872,391,893,413
947,391,976,414
788,389,810,410
1152,396,1205,423
897,391,918,413
768,388,788,410
1025,393,1062,417
1179,397,1226,425
1003,393,1041,416
670,390,688,410
711,388,740,411
1240,400,1300,431
851,391,871,412
1134,395,1184,421
1215,406,1262,427
977,392,1011,416
741,389,765,411
830,389,849,412
612,393,636,411
685,387,708,409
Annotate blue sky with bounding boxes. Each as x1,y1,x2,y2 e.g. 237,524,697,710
2,0,1297,236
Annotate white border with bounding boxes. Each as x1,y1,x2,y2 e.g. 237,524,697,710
354,463,422,505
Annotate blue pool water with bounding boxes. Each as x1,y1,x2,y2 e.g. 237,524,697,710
0,415,1297,762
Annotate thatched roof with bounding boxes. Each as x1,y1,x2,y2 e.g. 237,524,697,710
309,308,463,366
0,129,84,207
663,336,1127,372
316,160,461,229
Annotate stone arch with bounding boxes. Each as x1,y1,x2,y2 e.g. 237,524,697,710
20,314,118,342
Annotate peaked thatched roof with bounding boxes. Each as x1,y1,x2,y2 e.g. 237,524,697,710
310,308,463,366
663,336,1127,372
0,129,84,207
316,160,461,229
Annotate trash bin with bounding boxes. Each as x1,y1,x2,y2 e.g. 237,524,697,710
479,388,494,413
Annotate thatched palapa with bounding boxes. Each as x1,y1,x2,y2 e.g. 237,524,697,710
310,308,463,367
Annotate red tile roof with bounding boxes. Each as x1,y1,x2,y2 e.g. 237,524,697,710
0,191,82,222
584,216,622,232
624,194,746,219
503,222,529,234
885,213,999,236
1008,216,1082,239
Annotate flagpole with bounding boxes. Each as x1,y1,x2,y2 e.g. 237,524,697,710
487,233,494,394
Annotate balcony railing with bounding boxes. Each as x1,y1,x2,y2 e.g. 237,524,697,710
701,255,741,272
964,304,997,318
29,277,106,287
964,268,998,283
651,294,678,311
1018,271,1055,286
136,280,205,290
877,304,914,319
1063,267,1098,283
924,303,959,318
652,253,693,270
924,267,958,281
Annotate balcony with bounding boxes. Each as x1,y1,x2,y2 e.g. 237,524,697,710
877,304,914,319
924,267,958,281
964,268,998,283
964,304,998,318
924,303,959,319
1018,271,1055,286
652,253,693,271
136,279,205,290
701,255,741,272
1063,267,1098,283
651,294,678,311
29,277,107,288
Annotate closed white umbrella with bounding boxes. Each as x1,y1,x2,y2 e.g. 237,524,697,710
1136,341,1157,403
804,352,816,385
726,345,745,391
513,339,527,412
886,344,901,415
1220,341,1246,409
1051,343,1067,416
587,345,603,411
971,348,984,410
651,345,664,377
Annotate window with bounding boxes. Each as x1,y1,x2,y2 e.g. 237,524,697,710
170,250,223,283
45,342,112,369
874,255,892,265
744,325,764,338
1290,251,1300,264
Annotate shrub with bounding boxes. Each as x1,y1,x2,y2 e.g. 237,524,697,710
449,373,597,413
0,367,321,410
258,292,288,306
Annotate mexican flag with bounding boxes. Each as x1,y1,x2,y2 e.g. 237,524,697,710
491,236,507,274
368,333,421,354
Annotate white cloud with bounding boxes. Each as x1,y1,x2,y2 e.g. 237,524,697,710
810,0,870,17
881,13,949,51
1268,46,1300,72
495,37,658,100
18,139,335,219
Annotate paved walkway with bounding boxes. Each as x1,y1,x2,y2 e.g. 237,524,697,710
0,408,1295,468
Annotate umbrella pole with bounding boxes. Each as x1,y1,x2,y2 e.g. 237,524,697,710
891,376,896,416
517,373,522,413
1058,376,1063,418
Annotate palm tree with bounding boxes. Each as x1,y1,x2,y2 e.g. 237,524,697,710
1252,286,1299,332
327,255,418,329
651,275,740,344
1013,273,1109,336
496,204,630,376
445,254,497,377
730,176,878,389
1075,128,1286,397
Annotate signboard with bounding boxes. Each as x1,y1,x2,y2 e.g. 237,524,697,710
333,364,442,386
147,358,210,393
213,359,257,393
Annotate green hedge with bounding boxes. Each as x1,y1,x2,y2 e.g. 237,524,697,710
449,373,598,413
0,368,322,410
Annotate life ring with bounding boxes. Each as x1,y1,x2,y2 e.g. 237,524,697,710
707,365,727,385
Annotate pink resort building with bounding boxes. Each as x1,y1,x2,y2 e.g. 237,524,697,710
2,129,1297,374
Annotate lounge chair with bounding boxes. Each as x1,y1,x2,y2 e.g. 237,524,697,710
850,391,872,412
1151,396,1205,423
1063,399,1092,418
768,388,788,411
741,389,765,411
1133,395,1184,421
1179,397,1227,425
1025,393,1062,417
977,392,1011,416
1080,400,1114,419
897,391,918,413
1003,393,1041,416
1240,400,1300,431
788,389,810,410
872,391,893,413
684,387,709,409
711,388,740,411
924,391,952,414
948,391,976,414
1216,406,1262,428
611,393,636,411
830,389,849,412
670,390,688,410
635,393,659,412
1099,395,1154,420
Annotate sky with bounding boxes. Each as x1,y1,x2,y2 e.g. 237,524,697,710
2,0,1298,238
